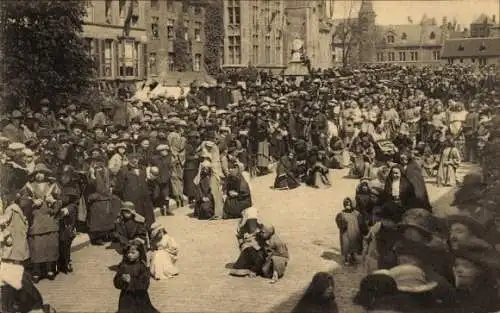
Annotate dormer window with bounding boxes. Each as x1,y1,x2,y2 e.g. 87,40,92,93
429,32,436,39
387,35,395,43
479,42,487,51
401,32,408,40
458,44,464,51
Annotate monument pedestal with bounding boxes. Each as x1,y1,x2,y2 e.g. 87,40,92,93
283,60,309,84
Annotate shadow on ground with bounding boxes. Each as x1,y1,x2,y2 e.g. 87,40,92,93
268,182,465,313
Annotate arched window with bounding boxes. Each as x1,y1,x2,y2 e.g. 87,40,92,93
387,35,395,43
429,31,436,39
401,32,408,40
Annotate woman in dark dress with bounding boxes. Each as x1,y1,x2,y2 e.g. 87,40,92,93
114,242,159,313
274,152,300,190
223,161,252,219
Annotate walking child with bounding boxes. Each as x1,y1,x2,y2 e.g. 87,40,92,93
113,242,159,313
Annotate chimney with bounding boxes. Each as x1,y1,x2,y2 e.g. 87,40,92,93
493,15,496,24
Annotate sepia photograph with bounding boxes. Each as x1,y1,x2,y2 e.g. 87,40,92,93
0,0,499,312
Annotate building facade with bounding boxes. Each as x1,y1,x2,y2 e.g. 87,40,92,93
374,20,448,66
147,0,206,79
441,37,500,66
284,0,335,70
222,0,336,71
82,0,150,89
222,0,286,71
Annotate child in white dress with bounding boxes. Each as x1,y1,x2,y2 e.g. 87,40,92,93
149,223,179,280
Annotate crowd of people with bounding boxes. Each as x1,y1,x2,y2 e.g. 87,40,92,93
0,62,498,312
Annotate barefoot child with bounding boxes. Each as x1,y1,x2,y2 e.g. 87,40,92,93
335,197,367,266
149,223,179,280
114,242,159,313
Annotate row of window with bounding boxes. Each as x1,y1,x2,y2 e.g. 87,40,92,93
376,50,441,62
386,31,436,43
447,57,488,66
84,38,147,78
148,52,202,73
226,35,281,65
150,17,202,41
150,0,202,15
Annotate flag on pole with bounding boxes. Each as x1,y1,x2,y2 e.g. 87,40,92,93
408,16,413,24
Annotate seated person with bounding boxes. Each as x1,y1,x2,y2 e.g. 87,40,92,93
193,159,215,220
259,224,289,283
306,147,331,189
114,202,148,255
223,160,252,219
274,151,300,190
230,207,266,277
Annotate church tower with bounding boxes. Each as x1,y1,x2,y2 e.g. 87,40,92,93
358,0,377,63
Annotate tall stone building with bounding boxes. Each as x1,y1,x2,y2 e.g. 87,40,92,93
357,0,377,63
82,0,150,90
147,0,206,80
284,0,335,70
222,0,285,71
222,0,336,71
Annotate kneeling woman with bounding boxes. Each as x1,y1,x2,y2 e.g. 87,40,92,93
223,160,252,219
230,207,266,277
274,152,300,190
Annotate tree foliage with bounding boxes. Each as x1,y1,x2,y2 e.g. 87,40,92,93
173,11,192,72
203,0,224,75
0,0,95,106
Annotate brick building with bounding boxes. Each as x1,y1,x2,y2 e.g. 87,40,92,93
82,0,150,90
147,0,206,79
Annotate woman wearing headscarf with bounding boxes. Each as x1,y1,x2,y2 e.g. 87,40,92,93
223,159,252,219
194,142,224,219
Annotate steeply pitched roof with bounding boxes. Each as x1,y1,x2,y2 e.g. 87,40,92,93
473,13,494,24
376,24,442,45
441,37,500,58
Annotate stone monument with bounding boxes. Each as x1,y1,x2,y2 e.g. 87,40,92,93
284,38,309,82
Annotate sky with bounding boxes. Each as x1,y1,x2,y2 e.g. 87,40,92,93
331,0,500,27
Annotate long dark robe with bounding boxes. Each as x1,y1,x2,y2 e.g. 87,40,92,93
194,168,214,219
404,160,432,211
113,260,159,313
223,174,252,219
274,155,300,190
87,166,121,233
115,168,155,227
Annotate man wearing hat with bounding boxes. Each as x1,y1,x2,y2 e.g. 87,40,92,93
3,110,25,143
151,144,173,216
167,120,186,208
114,154,156,228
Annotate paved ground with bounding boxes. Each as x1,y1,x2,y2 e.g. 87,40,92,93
37,163,476,313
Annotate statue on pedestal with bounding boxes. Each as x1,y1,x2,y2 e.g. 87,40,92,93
291,38,304,62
